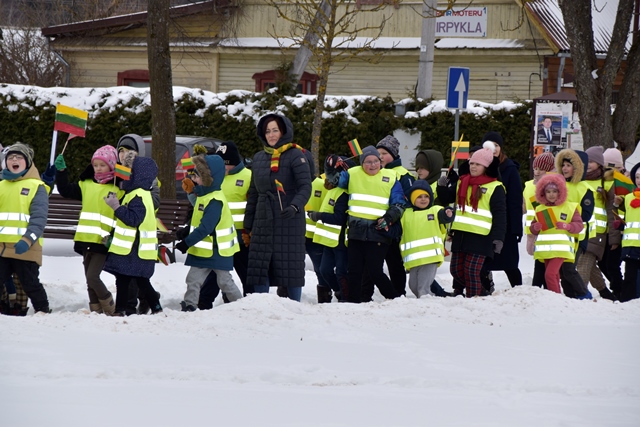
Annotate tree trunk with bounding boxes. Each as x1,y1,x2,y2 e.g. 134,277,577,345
613,39,640,157
147,0,176,199
559,0,635,149
310,51,331,177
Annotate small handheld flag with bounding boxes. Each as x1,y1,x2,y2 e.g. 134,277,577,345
114,163,131,180
449,135,468,168
181,157,195,171
613,170,635,196
275,179,285,210
156,218,169,233
50,103,89,164
347,139,362,157
535,208,558,231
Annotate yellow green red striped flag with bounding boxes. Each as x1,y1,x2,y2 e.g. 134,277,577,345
613,170,635,196
348,139,362,157
54,104,88,137
536,208,557,231
181,157,195,170
115,163,131,180
275,179,286,194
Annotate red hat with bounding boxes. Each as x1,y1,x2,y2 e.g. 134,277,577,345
533,152,555,172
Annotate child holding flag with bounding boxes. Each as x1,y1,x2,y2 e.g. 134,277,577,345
55,146,123,314
530,174,583,294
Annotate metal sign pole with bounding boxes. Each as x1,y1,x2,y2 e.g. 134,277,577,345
454,108,460,169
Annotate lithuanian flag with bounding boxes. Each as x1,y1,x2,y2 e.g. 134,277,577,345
275,179,286,194
451,140,470,162
115,163,131,180
348,139,362,157
181,157,195,170
529,194,540,209
536,208,557,231
54,104,88,137
613,170,635,196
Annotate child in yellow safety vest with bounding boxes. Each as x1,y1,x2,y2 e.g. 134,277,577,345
400,180,455,298
55,145,124,315
614,162,640,302
530,174,583,294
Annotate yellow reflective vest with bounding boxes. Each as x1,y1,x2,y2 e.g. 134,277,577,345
566,181,595,242
523,180,538,235
221,167,251,231
75,181,124,244
347,167,397,220
0,178,44,245
584,179,613,235
399,206,447,270
621,194,640,248
109,189,157,260
533,202,580,261
305,177,328,239
187,190,240,258
313,187,346,248
451,180,503,236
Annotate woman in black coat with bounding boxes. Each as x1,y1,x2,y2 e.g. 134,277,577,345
244,114,312,301
481,131,524,288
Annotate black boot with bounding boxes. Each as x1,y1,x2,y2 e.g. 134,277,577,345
317,286,333,303
598,287,618,301
276,286,289,298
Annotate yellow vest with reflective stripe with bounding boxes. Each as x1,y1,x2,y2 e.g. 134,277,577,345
400,206,446,269
313,187,346,248
347,167,396,220
585,179,613,235
621,194,640,248
392,165,410,180
305,177,328,238
451,180,503,236
109,189,157,260
523,180,538,235
566,181,594,241
0,178,44,244
534,202,580,261
75,181,124,244
221,167,251,231
187,190,240,258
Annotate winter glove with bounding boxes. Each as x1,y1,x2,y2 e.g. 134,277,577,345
14,239,30,255
530,222,543,233
375,216,390,231
41,163,56,186
175,240,188,254
493,240,503,254
102,235,112,249
241,230,251,247
103,192,121,210
613,219,623,230
175,226,190,241
307,211,322,222
54,154,67,171
182,177,195,194
280,205,298,219
437,175,449,187
555,221,569,231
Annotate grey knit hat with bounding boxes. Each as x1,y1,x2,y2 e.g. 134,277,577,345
5,142,34,169
376,135,400,159
360,145,381,164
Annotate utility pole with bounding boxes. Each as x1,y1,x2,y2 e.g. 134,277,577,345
416,0,437,99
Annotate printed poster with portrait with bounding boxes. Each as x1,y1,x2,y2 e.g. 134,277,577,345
532,101,574,159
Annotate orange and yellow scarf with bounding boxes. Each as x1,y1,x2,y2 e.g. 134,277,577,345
265,143,305,172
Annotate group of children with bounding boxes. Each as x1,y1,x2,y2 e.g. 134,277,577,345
1,130,639,315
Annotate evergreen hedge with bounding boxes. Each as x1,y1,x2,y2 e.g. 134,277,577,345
0,86,533,184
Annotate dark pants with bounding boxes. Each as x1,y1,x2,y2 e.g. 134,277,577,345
560,261,589,298
306,239,329,288
532,260,547,288
198,242,250,310
0,257,49,312
621,258,640,302
361,241,406,301
347,240,398,303
319,245,348,295
600,239,623,296
115,274,161,314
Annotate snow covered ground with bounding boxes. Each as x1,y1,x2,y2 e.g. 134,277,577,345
1,237,639,427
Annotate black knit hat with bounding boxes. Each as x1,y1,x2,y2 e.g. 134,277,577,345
481,131,504,148
215,141,242,166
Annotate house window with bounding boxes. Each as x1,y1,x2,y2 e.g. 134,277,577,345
252,70,318,95
117,70,150,87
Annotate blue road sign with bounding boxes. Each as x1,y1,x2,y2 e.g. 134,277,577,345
446,67,470,109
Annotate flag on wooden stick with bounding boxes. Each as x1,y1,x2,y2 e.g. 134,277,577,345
275,179,286,195
451,139,470,161
114,163,131,180
347,139,362,157
613,170,635,196
54,104,88,138
536,208,558,231
181,157,195,171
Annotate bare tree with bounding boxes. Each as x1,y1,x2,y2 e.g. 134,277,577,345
559,0,639,154
147,0,176,198
268,0,396,175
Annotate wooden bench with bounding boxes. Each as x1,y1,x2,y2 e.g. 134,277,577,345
44,194,192,246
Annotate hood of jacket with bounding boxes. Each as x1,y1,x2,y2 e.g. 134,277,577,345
535,173,567,206
256,113,294,149
122,156,157,192
193,154,224,196
406,179,434,209
116,134,145,157
630,162,640,188
555,149,585,184
415,150,444,184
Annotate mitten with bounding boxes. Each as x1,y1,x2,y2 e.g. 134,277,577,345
54,154,67,171
437,175,448,186
175,240,188,254
280,205,297,219
555,221,568,230
613,219,622,230
175,226,190,241
102,235,113,248
103,193,121,210
493,240,503,254
182,177,195,194
41,163,56,186
241,230,251,247
14,240,30,255
530,222,543,233
307,211,322,222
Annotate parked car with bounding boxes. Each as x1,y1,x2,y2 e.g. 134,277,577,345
142,135,223,199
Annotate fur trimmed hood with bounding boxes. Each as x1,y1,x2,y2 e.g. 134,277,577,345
535,173,567,206
555,149,585,184
193,154,224,195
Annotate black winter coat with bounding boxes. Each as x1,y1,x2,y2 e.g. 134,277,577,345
244,114,312,288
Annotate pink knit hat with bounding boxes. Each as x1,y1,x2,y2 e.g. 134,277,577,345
92,145,118,171
469,147,494,168
603,148,624,170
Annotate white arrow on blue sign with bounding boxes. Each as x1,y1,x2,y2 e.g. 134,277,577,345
446,67,470,109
